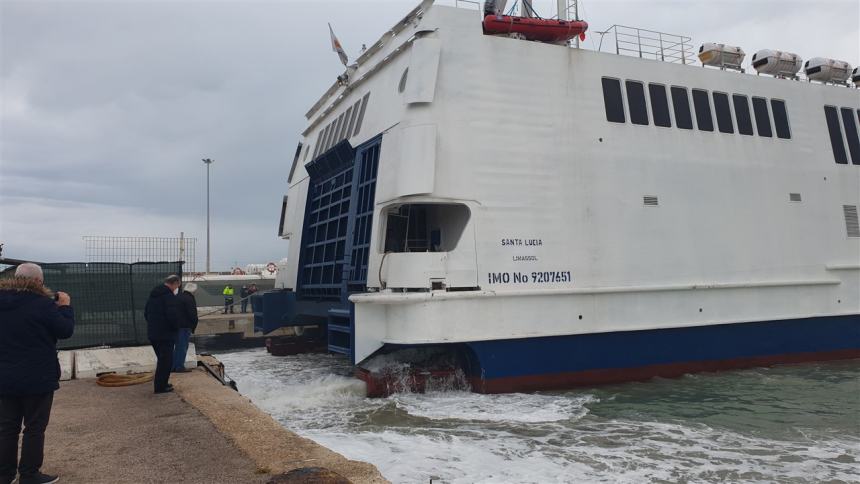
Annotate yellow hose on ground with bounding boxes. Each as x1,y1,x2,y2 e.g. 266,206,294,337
96,372,154,387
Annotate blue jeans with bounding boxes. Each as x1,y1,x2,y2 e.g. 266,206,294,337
172,328,191,371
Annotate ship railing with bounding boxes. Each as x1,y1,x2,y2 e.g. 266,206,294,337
594,24,695,65
451,0,482,9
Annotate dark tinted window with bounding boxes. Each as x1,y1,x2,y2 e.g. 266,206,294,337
346,100,361,135
332,112,347,144
314,125,330,158
601,78,625,123
626,80,648,125
841,107,860,165
649,84,671,127
824,106,848,164
771,100,791,139
353,92,371,136
732,95,754,136
322,121,335,151
713,92,734,134
692,89,713,131
671,86,693,130
752,97,772,137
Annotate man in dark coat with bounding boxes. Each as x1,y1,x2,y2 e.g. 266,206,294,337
239,285,249,313
172,283,199,373
247,283,258,313
144,275,181,394
0,263,74,484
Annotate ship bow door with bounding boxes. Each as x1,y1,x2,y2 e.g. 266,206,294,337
296,137,381,360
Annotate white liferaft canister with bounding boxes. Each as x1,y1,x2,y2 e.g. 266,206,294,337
804,57,852,84
751,49,802,77
698,43,746,69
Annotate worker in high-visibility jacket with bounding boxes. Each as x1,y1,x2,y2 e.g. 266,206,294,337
222,284,235,314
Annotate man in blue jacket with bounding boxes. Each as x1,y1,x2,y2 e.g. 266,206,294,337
144,275,181,394
0,263,74,484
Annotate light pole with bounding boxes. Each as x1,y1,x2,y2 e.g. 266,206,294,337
202,158,214,273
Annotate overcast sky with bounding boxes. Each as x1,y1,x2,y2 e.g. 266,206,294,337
1,0,857,271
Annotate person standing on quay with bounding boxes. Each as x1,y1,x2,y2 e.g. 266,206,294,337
0,263,74,484
239,285,249,313
144,275,181,394
247,283,258,313
172,283,199,373
222,284,234,314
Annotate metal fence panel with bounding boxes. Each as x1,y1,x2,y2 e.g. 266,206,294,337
1,261,182,349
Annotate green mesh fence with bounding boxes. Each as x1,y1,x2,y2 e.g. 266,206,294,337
1,261,183,349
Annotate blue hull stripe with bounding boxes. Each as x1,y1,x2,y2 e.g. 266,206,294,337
465,315,860,380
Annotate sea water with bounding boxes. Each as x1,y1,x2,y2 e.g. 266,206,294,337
215,349,859,484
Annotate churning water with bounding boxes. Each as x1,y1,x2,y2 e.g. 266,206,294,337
216,349,859,484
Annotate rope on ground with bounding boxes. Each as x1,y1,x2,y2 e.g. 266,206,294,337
96,372,154,387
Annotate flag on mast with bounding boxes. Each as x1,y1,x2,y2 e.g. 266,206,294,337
328,23,349,66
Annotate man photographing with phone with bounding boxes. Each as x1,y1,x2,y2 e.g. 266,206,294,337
0,263,75,484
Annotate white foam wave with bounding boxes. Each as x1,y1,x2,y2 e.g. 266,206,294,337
215,349,860,484
392,391,598,424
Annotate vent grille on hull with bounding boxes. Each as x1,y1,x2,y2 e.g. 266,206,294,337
844,205,860,238
789,193,802,202
643,196,659,206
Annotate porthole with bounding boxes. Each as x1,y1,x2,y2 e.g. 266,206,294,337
398,68,409,93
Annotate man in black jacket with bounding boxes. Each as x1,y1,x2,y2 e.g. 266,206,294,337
144,275,181,394
172,283,199,373
239,285,249,313
0,263,74,484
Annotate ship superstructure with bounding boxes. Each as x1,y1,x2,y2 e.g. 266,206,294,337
260,0,860,394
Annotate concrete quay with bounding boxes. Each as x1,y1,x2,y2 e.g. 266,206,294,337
193,311,296,339
43,367,387,483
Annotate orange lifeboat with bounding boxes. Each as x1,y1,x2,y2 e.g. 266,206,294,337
483,15,588,43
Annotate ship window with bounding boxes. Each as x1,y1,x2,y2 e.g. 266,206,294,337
626,80,648,125
288,142,303,184
601,77,625,123
321,121,335,153
712,92,734,134
353,92,371,137
338,106,354,142
346,99,361,137
752,97,773,137
278,196,288,237
732,95,754,136
824,106,848,164
840,107,860,165
328,119,339,149
692,89,713,132
383,203,470,253
671,86,693,130
333,112,347,145
398,68,409,93
648,83,671,127
845,205,860,238
771,100,791,139
313,125,329,158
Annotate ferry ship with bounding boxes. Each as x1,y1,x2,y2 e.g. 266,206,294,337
258,0,860,394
